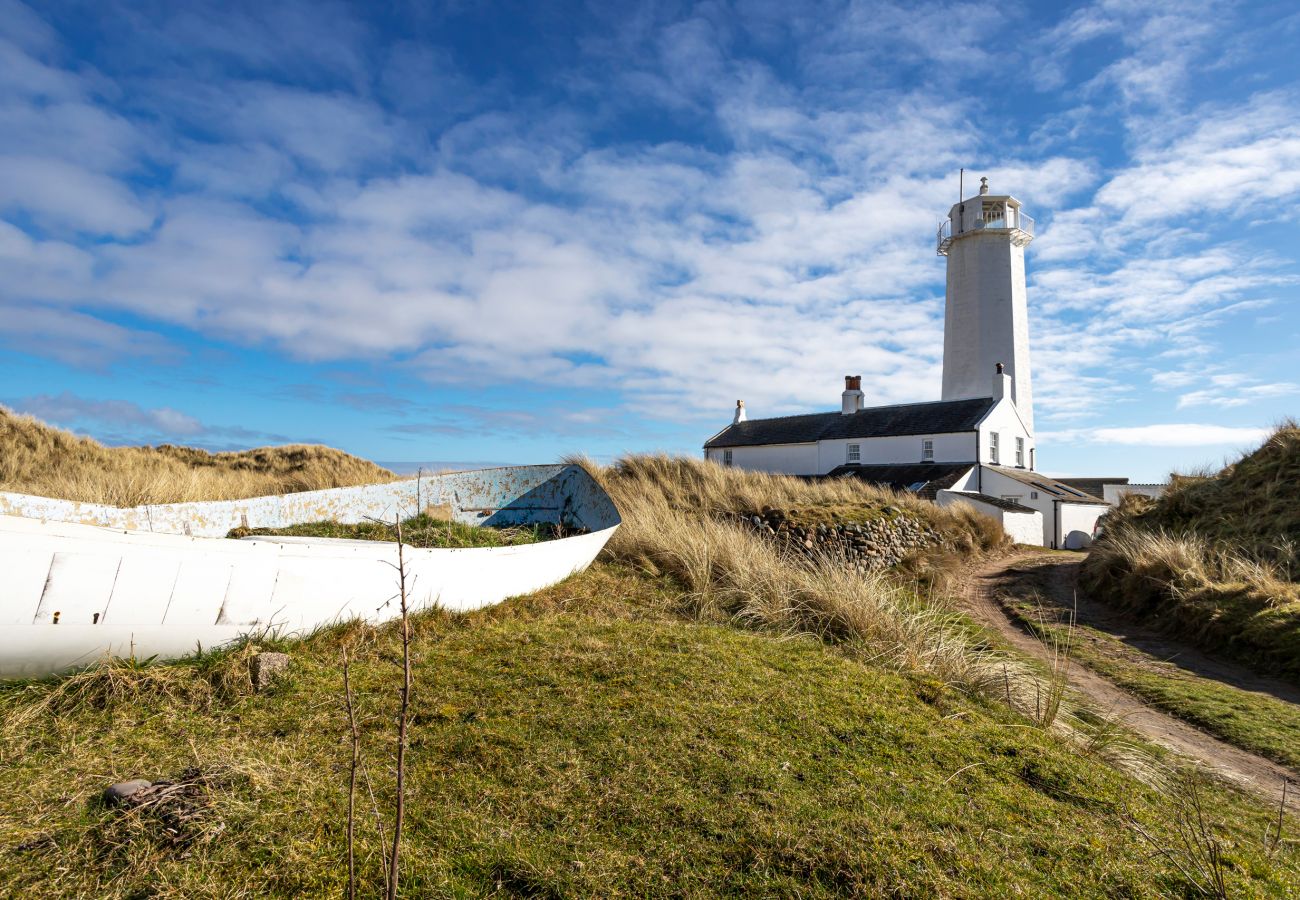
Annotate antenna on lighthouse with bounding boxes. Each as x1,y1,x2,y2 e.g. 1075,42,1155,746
958,168,965,235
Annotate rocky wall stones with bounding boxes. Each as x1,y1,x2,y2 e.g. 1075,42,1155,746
736,506,940,572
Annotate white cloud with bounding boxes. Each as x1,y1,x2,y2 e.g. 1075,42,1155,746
1041,423,1272,447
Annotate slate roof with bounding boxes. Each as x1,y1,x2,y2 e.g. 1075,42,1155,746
704,397,995,449
1058,477,1127,499
823,462,974,500
954,493,1037,514
988,467,1108,504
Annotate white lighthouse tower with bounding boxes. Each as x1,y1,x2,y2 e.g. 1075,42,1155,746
937,176,1035,431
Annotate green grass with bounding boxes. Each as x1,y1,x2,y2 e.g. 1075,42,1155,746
228,512,559,549
999,590,1300,771
2,563,1298,898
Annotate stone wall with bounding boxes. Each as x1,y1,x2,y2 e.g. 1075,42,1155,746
737,507,941,572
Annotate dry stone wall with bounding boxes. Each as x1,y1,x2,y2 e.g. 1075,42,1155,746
737,506,941,572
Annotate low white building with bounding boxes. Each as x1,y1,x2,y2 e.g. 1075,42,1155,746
701,177,1111,549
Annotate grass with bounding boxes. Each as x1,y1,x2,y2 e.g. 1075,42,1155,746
1082,424,1300,682
2,562,1299,898
1081,527,1300,682
999,585,1300,771
228,513,560,549
0,406,397,506
3,442,1297,894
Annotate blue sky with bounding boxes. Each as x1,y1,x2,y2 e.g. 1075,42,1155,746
2,0,1298,481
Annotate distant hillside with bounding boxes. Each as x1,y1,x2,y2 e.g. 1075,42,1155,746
0,406,396,507
1082,424,1300,680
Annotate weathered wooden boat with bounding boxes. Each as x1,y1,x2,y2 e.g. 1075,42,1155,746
0,464,620,679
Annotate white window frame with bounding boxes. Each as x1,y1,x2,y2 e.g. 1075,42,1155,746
723,449,733,467
921,438,934,462
989,431,1000,464
1015,437,1025,467
846,443,861,464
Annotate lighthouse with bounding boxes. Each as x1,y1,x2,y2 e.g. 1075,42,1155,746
936,176,1035,431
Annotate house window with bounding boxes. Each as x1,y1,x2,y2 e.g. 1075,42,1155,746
846,443,861,464
1015,437,1025,467
989,431,1000,464
921,439,934,462
1030,491,1039,500
723,449,733,467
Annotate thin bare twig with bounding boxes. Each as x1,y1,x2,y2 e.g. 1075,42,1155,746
386,516,413,900
343,645,360,900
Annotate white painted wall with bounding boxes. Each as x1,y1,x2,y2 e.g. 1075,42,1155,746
935,490,1042,545
1103,483,1167,505
816,431,977,471
978,467,1055,547
710,442,820,475
975,395,1034,467
1059,502,1106,550
941,198,1034,431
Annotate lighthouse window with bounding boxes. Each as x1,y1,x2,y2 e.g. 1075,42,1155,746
846,443,861,463
989,432,1000,464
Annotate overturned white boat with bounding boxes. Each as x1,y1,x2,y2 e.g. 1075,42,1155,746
0,464,620,679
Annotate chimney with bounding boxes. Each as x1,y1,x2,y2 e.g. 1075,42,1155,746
733,400,747,424
979,176,989,195
992,362,1011,402
841,375,864,416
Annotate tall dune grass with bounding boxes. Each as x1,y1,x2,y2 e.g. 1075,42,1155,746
0,406,397,506
1081,525,1300,681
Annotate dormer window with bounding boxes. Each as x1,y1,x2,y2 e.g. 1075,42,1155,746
846,443,861,464
921,439,934,462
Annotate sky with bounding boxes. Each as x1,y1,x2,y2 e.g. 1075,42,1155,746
2,0,1298,481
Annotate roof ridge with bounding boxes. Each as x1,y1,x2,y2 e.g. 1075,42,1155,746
734,395,993,427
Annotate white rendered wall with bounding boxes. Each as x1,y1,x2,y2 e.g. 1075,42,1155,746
816,432,976,472
1059,503,1106,550
935,490,1043,546
716,443,820,476
977,467,1055,547
941,231,1034,431
975,397,1034,466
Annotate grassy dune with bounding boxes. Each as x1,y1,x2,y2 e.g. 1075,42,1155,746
3,439,1298,895
1081,425,1300,681
0,406,397,506
3,564,1298,898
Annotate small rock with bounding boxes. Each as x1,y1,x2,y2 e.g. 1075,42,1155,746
104,779,152,806
250,652,290,692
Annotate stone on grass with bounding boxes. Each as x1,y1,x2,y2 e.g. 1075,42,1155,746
250,652,290,692
104,779,152,806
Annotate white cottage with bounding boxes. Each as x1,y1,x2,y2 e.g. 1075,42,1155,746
703,177,1108,549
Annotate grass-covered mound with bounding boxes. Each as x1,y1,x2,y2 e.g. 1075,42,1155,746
2,563,1297,898
228,513,560,549
1112,422,1300,576
1081,425,1300,680
0,406,396,506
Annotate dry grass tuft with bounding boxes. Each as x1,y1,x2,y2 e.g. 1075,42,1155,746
0,406,397,506
1082,423,1300,680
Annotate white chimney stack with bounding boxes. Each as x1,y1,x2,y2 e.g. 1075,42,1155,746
733,400,747,424
841,376,864,416
992,362,1011,402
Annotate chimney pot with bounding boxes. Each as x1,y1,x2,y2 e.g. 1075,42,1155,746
996,362,1004,374
733,400,747,424
979,176,989,195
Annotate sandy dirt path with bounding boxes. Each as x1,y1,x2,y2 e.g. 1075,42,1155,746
967,552,1299,808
